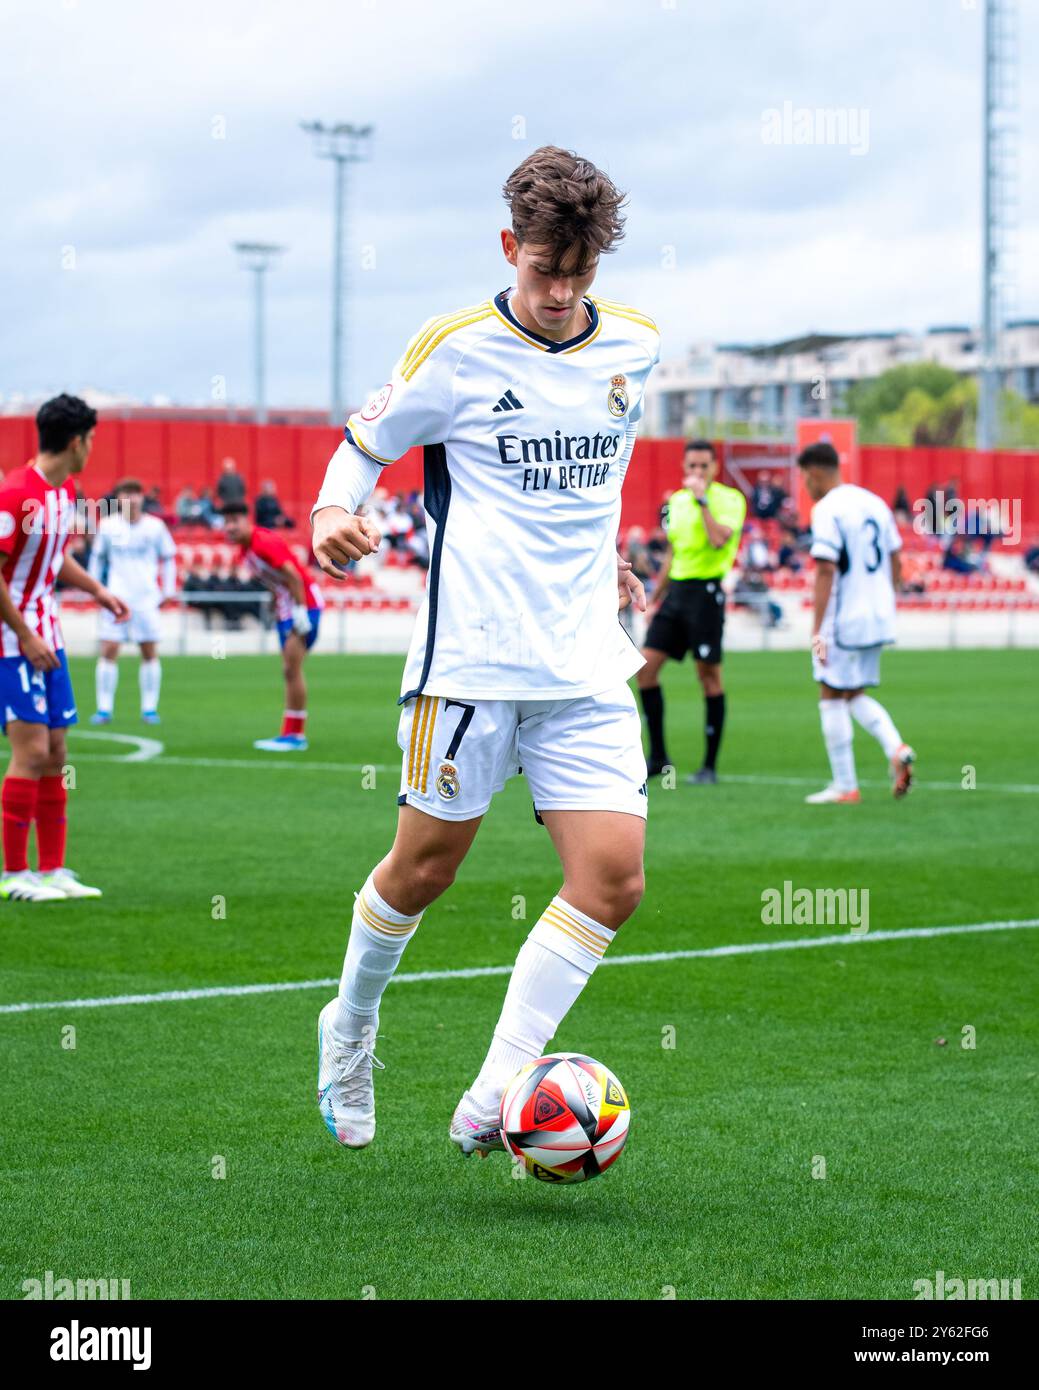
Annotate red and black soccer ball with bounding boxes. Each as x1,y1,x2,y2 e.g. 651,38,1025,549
499,1052,631,1183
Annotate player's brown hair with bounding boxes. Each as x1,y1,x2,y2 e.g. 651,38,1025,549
502,146,626,272
113,477,144,495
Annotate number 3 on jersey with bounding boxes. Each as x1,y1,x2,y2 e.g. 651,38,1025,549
862,518,883,573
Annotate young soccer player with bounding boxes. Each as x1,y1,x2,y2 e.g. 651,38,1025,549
90,478,177,725
310,146,658,1154
799,442,915,803
0,394,130,902
220,504,323,751
637,439,746,784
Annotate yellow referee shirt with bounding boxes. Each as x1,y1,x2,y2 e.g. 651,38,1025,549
666,482,747,580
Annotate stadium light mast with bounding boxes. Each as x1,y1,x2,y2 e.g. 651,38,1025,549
978,0,1018,449
300,120,374,424
233,242,285,425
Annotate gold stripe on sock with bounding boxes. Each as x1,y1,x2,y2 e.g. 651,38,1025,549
357,896,416,937
547,900,610,951
542,906,607,958
358,889,417,933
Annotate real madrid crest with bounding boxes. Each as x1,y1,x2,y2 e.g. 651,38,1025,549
607,374,629,417
436,762,460,800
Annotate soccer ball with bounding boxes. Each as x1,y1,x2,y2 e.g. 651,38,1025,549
499,1052,631,1183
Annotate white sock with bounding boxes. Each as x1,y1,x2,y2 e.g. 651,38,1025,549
333,872,422,1046
848,693,903,759
139,658,161,714
819,699,857,792
470,896,615,1110
95,658,118,714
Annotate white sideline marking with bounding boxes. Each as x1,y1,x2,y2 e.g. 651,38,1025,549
1,917,1036,1016
60,749,1039,794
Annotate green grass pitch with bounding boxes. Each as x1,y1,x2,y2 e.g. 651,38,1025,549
1,648,1036,1300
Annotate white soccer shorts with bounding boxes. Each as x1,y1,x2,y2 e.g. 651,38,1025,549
397,684,648,822
812,631,882,691
98,602,164,646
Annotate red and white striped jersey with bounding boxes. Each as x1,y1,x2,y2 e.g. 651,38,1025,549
0,464,77,658
238,526,323,621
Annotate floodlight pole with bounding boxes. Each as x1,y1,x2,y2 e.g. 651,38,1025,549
233,242,285,424
301,121,374,424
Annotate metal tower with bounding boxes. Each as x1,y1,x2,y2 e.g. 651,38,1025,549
978,0,1019,448
233,242,285,424
301,121,375,424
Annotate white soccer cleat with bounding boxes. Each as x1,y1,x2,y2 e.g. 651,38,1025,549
0,870,67,903
37,868,102,899
891,744,915,799
317,1000,383,1149
804,785,862,805
449,1088,506,1157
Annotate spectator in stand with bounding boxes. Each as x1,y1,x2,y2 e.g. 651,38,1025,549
176,486,202,526
216,457,247,511
750,469,786,520
744,525,774,573
143,485,163,518
898,552,927,595
197,488,220,530
1024,542,1039,575
255,480,293,530
892,485,911,526
941,534,979,575
646,526,668,578
382,494,414,553
623,526,653,585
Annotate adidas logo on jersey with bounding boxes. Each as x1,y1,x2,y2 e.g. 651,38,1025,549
492,389,524,413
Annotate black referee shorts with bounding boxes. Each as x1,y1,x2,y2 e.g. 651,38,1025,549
645,577,727,665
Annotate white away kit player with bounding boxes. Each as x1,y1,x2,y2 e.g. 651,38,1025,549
798,442,915,804
310,147,658,1155
89,479,176,725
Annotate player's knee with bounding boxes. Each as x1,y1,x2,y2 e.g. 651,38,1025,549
408,854,459,904
601,866,645,925
21,743,50,778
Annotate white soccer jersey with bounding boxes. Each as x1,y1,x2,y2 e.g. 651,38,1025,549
316,289,660,701
88,513,177,607
810,483,902,649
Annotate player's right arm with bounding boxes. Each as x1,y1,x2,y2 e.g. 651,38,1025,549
0,485,60,670
311,316,457,579
0,568,58,670
811,559,836,662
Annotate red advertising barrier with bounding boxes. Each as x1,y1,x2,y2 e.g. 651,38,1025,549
0,417,1035,544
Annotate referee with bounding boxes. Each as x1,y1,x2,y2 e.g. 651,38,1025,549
638,439,747,784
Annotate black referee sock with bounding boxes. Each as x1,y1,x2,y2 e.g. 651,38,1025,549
640,685,668,763
703,693,726,771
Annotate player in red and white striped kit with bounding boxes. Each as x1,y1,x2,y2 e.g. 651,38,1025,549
0,395,130,902
221,504,324,751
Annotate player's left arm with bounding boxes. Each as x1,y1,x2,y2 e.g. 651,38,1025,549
275,561,306,607
886,508,903,594
158,521,178,604
56,552,130,621
615,383,652,613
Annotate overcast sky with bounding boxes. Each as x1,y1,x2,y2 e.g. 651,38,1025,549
1,0,1036,412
